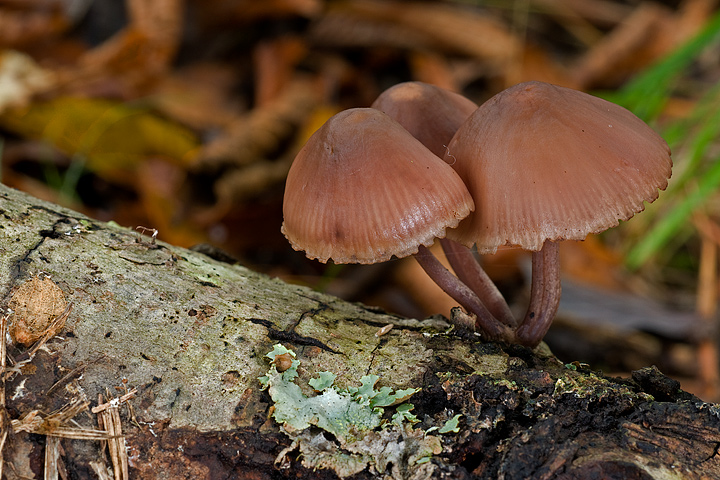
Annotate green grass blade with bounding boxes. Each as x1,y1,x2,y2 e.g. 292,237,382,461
607,10,720,121
668,99,720,194
626,156,720,270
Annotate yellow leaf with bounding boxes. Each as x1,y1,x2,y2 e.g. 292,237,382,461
0,97,199,180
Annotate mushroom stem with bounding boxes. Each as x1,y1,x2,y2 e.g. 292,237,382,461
413,245,514,342
516,240,561,347
439,238,516,327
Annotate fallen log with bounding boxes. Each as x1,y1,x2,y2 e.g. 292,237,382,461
0,183,718,479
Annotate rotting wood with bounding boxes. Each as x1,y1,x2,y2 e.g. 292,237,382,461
0,183,719,479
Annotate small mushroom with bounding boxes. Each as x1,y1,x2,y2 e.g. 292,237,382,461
372,81,515,327
282,107,513,340
371,81,479,157
445,81,673,346
282,107,475,264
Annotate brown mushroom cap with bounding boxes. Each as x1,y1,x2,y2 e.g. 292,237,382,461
282,107,475,264
371,81,478,158
444,81,672,253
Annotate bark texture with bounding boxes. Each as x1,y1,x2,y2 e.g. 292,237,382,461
0,183,718,479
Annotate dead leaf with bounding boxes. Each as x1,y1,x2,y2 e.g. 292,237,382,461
0,2,69,48
572,2,713,89
150,62,240,130
254,36,308,107
195,77,321,170
0,96,199,182
320,1,521,68
193,0,322,24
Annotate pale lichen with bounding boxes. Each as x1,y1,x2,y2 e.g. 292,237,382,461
260,344,456,479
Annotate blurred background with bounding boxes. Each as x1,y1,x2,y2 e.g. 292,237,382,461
1,0,719,401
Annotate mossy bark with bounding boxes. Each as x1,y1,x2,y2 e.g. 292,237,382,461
0,183,718,479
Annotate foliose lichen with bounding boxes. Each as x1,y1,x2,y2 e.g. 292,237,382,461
260,344,461,478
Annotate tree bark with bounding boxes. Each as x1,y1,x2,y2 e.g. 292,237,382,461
0,183,718,479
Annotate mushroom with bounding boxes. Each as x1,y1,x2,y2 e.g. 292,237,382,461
444,81,673,346
282,107,513,340
371,81,479,157
372,81,516,327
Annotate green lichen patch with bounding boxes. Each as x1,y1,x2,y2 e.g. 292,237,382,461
260,344,418,440
284,426,442,479
261,344,453,478
438,414,462,434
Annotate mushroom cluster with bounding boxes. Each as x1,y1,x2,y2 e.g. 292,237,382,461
282,81,672,347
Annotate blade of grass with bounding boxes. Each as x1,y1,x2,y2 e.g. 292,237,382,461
606,10,720,122
663,86,720,192
622,85,720,243
626,156,720,270
614,12,720,268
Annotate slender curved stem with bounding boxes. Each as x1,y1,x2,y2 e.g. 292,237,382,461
515,241,561,347
440,238,516,327
413,245,514,342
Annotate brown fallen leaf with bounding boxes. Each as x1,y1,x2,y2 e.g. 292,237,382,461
150,62,242,130
324,1,521,68
0,2,70,48
572,1,715,89
254,36,308,107
48,0,184,97
195,76,322,171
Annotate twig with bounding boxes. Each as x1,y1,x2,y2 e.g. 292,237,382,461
12,400,110,440
94,391,132,480
45,435,60,480
89,461,113,480
120,378,139,426
46,355,105,396
91,389,137,414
